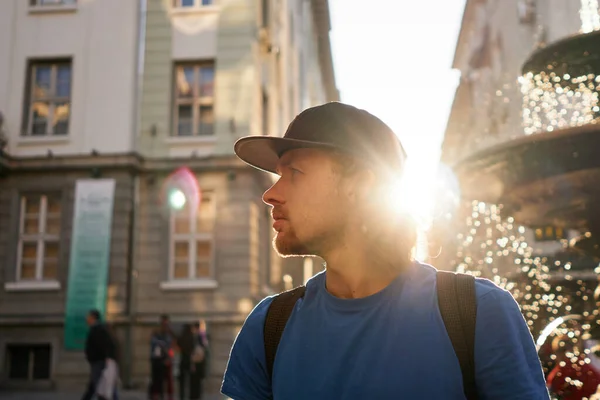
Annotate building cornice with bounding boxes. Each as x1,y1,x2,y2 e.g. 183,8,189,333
0,312,251,326
311,0,339,101
0,152,255,174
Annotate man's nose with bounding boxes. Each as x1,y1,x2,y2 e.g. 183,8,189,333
263,179,284,206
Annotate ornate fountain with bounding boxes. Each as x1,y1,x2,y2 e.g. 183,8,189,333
456,22,600,258
441,2,600,387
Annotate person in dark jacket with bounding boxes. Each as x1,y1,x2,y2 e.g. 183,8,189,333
150,315,175,400
177,324,195,400
189,321,209,400
177,322,209,400
81,309,118,400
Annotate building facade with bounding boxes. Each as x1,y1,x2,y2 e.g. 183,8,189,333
440,0,600,384
441,0,600,256
0,0,337,394
442,0,590,166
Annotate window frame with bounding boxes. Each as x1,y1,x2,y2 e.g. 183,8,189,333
261,0,270,28
172,61,215,137
30,0,76,6
172,0,214,8
6,343,53,382
23,59,72,137
16,194,61,282
168,191,216,281
533,226,566,242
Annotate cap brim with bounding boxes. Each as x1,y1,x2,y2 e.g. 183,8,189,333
234,136,338,174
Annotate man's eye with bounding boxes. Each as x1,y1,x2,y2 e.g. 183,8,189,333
290,168,302,175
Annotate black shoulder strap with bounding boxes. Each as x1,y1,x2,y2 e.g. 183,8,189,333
264,285,306,380
436,270,478,400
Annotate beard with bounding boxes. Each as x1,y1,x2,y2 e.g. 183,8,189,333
273,227,313,257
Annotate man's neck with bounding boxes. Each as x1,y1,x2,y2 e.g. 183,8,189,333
322,240,401,299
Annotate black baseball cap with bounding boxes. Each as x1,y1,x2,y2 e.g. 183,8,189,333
234,102,407,178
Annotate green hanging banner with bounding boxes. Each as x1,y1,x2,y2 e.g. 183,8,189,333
64,179,116,350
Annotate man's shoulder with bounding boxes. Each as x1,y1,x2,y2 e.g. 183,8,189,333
473,276,511,301
237,280,318,341
471,276,524,321
241,295,277,333
416,262,513,303
244,273,324,328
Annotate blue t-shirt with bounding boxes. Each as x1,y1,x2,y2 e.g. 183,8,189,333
222,262,549,399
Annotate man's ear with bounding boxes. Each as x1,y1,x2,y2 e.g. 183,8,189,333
345,169,376,202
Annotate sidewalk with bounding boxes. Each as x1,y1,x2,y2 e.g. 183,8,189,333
0,391,227,400
0,391,145,400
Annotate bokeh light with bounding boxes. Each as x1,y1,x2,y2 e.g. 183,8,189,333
519,72,600,135
161,167,201,212
168,189,187,210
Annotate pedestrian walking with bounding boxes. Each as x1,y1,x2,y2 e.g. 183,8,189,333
81,309,118,400
221,102,550,399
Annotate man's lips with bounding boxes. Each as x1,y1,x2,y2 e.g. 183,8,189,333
271,210,288,231
273,218,287,232
271,211,286,220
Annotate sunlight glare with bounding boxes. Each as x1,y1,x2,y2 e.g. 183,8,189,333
392,155,441,230
384,154,442,262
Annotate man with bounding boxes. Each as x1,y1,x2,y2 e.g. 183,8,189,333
221,102,549,399
82,309,118,400
150,315,175,400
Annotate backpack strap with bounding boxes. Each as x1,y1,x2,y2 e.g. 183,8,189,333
263,285,307,381
436,270,478,400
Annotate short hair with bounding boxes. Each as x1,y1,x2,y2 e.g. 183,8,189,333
88,309,101,321
160,314,169,322
192,322,200,329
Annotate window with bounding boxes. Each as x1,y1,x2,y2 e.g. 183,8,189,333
262,90,269,136
30,0,76,6
289,13,294,44
170,192,215,280
23,60,72,136
303,258,314,285
173,62,215,136
534,226,566,242
261,0,269,28
580,0,600,33
7,344,52,381
17,194,61,281
173,0,213,7
517,0,536,24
